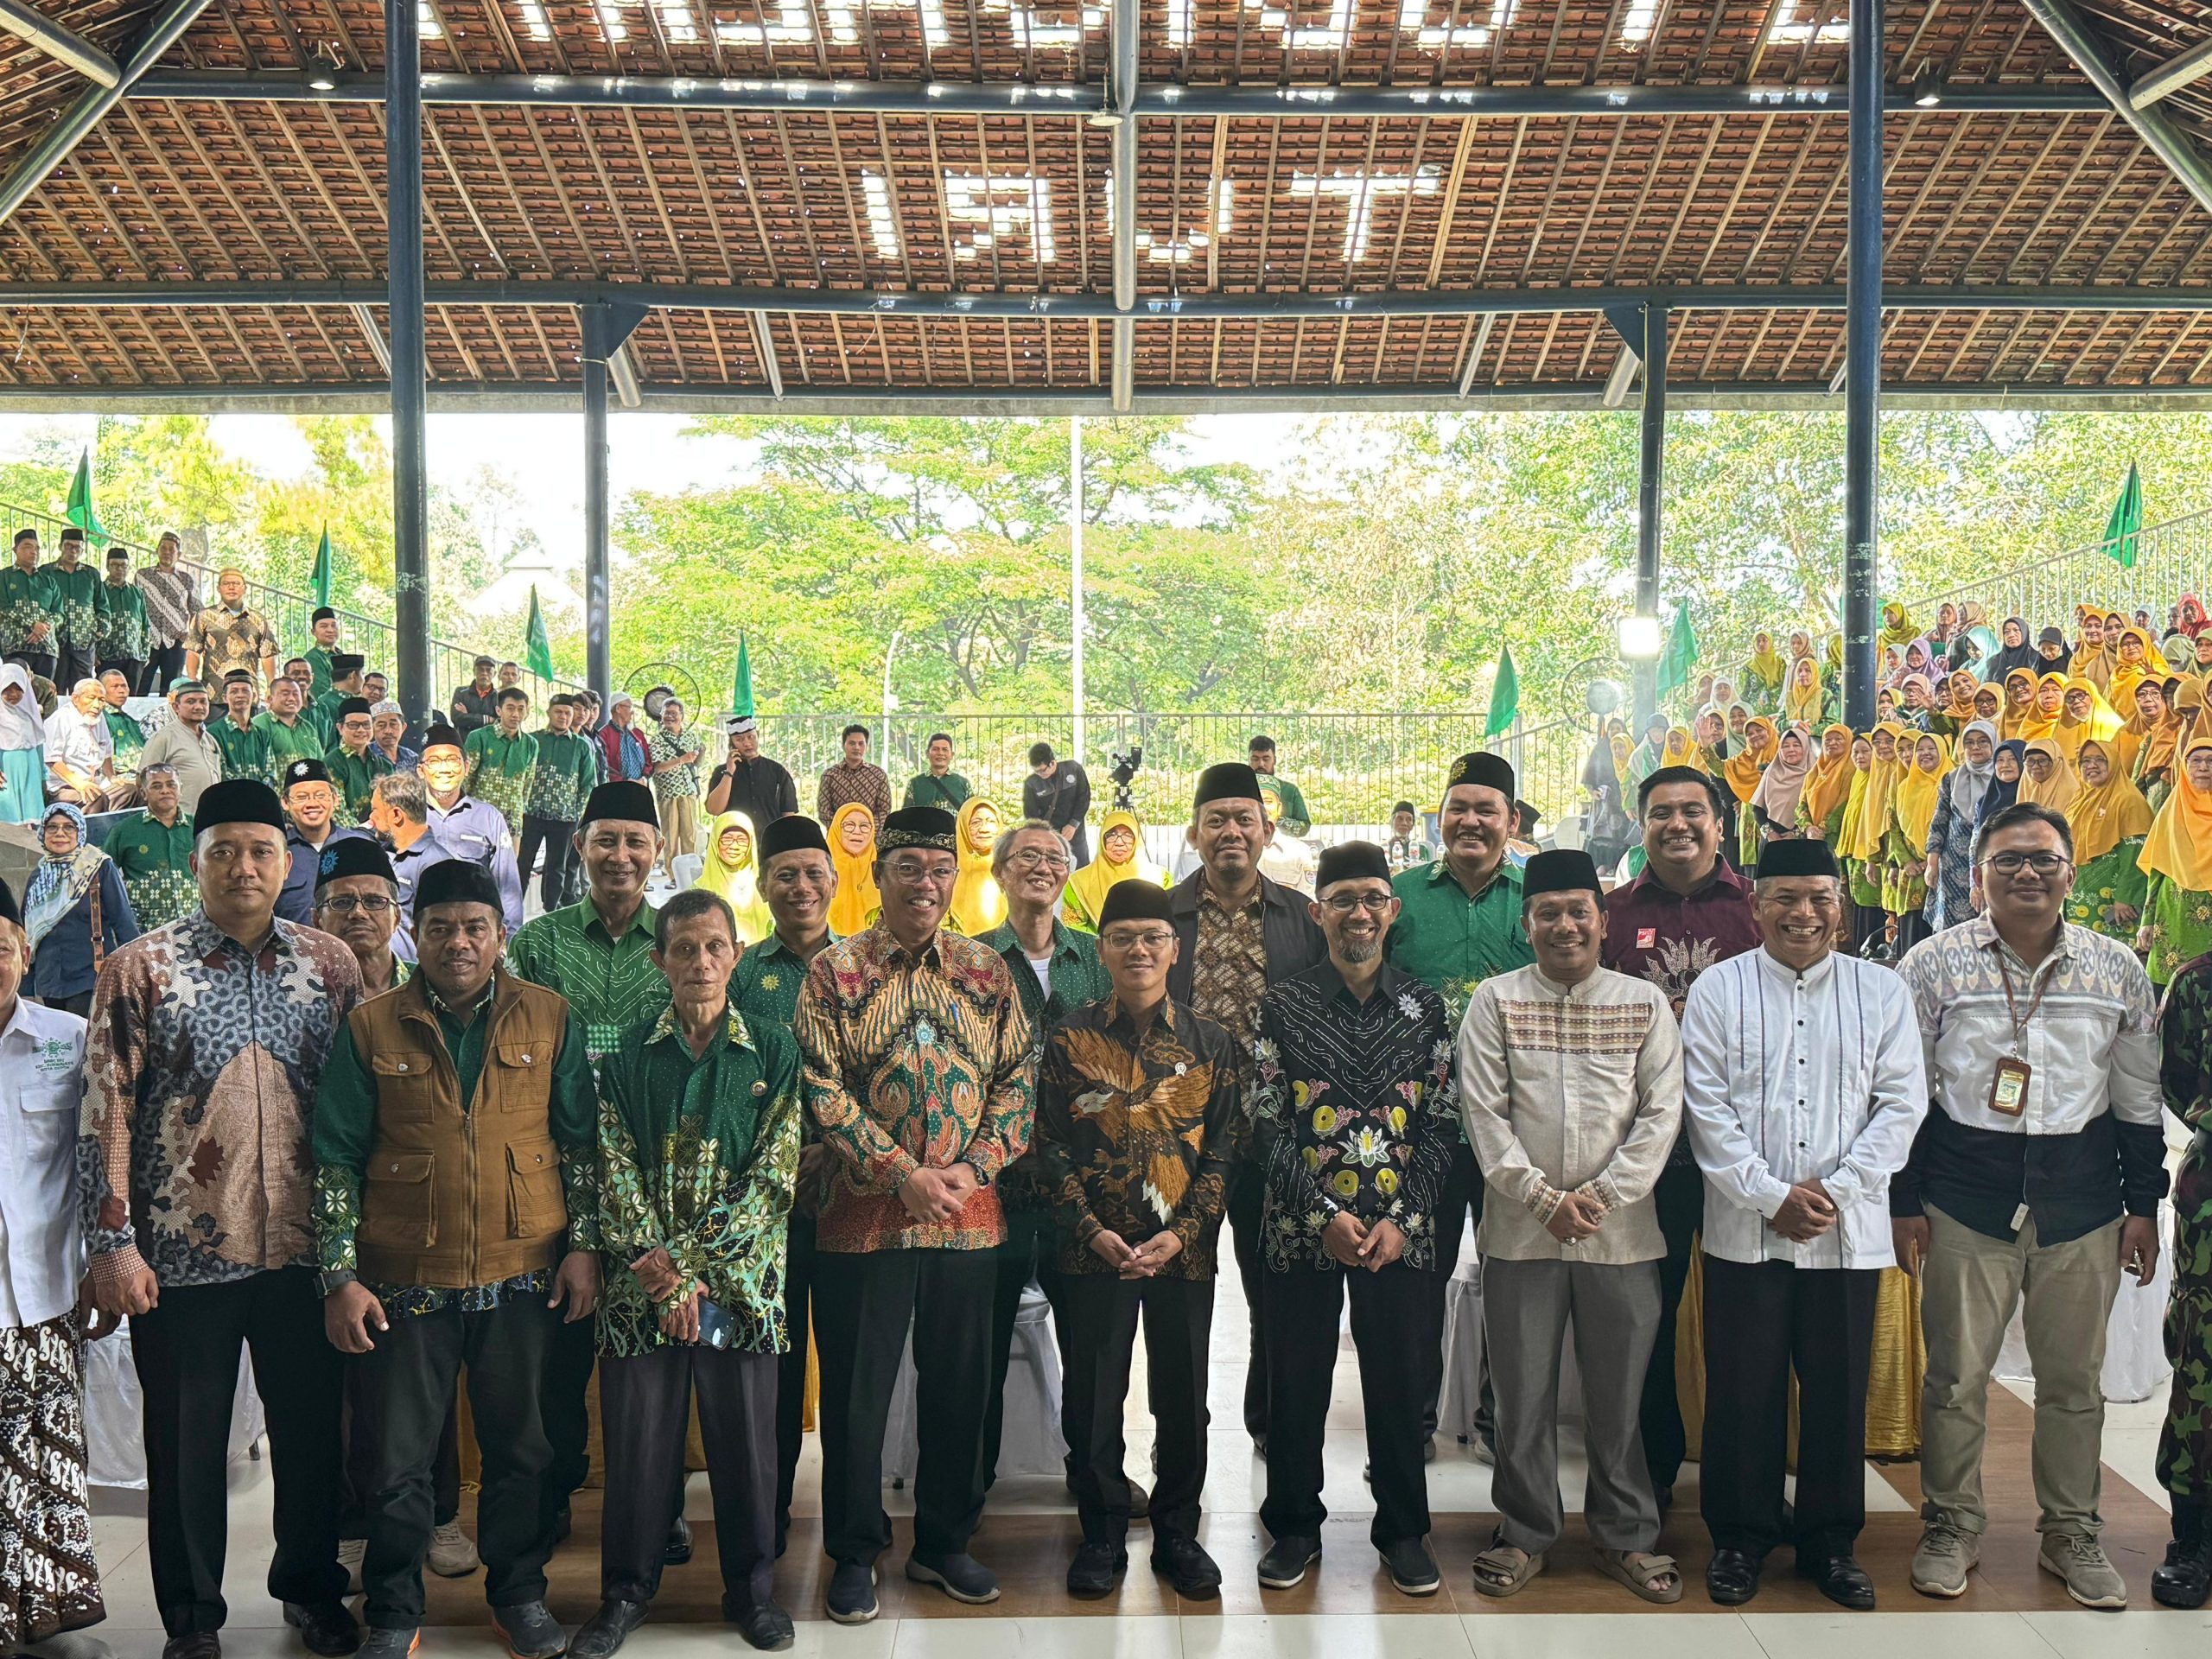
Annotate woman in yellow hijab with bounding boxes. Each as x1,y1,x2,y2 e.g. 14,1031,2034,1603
2137,734,2212,985
2023,672,2068,742
2130,677,2188,800
2055,677,2125,761
1660,725,1700,769
1743,631,1789,714
1999,669,2042,740
946,797,1008,936
1883,730,1947,938
1726,716,1777,866
1062,807,1166,931
2062,738,2154,942
1783,657,1827,729
690,810,775,943
2018,737,2081,814
1840,734,1884,950
1796,724,1855,841
827,802,881,936
2109,626,2161,713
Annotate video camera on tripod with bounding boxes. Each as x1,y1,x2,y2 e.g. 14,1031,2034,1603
1109,747,1142,811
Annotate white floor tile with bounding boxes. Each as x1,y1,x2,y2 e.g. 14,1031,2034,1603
1741,1609,2064,1659
1463,1612,1765,1659
2021,1609,2212,1659
1183,1614,1473,1659
894,1614,1181,1659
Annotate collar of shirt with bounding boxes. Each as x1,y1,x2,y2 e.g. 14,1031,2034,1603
580,896,657,948
1427,855,1520,902
1624,861,1752,906
1753,944,1838,992
882,931,945,970
1309,957,1414,1010
0,995,73,1055
647,1001,756,1053
1101,991,1176,1039
183,909,298,965
1966,915,2076,982
1189,874,1271,921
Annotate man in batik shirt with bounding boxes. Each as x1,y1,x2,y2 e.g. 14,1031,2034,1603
465,687,538,842
101,763,196,930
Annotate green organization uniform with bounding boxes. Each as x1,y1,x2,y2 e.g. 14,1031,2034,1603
308,690,345,751
465,727,538,840
326,744,393,829
103,809,196,930
526,733,598,827
0,563,55,663
103,706,145,774
2143,876,2212,988
212,715,276,784
903,771,972,811
255,711,326,772
2066,836,2152,943
1265,775,1313,837
305,645,338,698
95,577,150,671
39,560,97,673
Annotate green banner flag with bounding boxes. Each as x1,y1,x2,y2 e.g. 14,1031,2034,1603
524,585,555,680
2103,461,2143,570
730,634,756,720
64,448,105,542
1484,643,1519,739
310,527,333,606
1657,605,1698,698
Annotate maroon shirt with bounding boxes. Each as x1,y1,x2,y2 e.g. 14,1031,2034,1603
1602,861,1761,1021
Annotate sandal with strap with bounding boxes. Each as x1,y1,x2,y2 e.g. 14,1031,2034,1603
1595,1548,1684,1605
1470,1537,1546,1599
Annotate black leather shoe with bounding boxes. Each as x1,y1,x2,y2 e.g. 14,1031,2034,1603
492,1599,569,1659
569,1599,649,1659
1128,1479,1150,1522
2154,1510,2212,1609
162,1635,222,1659
724,1599,795,1651
1381,1537,1440,1597
1706,1548,1763,1605
1152,1535,1222,1599
906,1551,1000,1605
1257,1535,1321,1591
1067,1541,1127,1599
664,1515,693,1566
1799,1554,1877,1611
283,1600,362,1656
825,1562,878,1624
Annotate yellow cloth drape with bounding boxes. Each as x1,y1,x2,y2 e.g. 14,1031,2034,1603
826,802,880,937
946,796,1009,936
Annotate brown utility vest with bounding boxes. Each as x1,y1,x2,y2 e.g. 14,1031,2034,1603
348,969,572,1289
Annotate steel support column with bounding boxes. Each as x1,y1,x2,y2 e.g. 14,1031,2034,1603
581,302,647,707
387,0,429,726
1842,0,1884,731
1108,0,1138,413
1633,307,1667,734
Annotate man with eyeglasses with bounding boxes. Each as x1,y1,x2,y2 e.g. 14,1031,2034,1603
276,757,372,926
1894,802,2164,1609
792,806,1035,1623
1249,841,1456,1598
1035,878,1238,1601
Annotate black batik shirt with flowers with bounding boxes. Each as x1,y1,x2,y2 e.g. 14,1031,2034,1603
1251,959,1456,1273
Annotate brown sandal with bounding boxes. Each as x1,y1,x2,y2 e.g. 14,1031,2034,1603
1595,1548,1684,1604
1470,1537,1546,1598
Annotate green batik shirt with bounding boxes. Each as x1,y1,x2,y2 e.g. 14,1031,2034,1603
305,645,337,698
466,727,538,835
597,1003,802,1358
256,712,326,772
103,708,144,771
982,917,1112,1211
506,899,667,1061
1386,855,1532,1147
103,810,196,930
0,564,54,656
39,561,97,651
325,743,391,827
212,715,275,784
905,771,972,811
734,931,831,1034
95,578,150,664
526,731,598,824
308,690,343,751
311,982,601,1316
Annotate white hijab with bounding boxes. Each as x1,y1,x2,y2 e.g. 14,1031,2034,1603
0,664,46,751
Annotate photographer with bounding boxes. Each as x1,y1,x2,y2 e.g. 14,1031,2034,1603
1025,742,1093,865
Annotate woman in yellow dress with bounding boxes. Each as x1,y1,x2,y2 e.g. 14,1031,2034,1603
1061,807,1166,931
946,797,1008,935
826,802,880,936
690,810,775,943
2055,677,2125,762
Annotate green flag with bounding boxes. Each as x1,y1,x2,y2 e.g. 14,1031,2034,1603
64,448,105,542
1484,643,1519,739
310,528,333,606
730,634,755,720
1657,605,1698,699
524,585,555,680
2103,462,2143,570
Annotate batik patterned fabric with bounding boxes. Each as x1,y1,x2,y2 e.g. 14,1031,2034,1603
2158,953,2212,1499
94,579,149,664
646,728,701,804
505,899,667,1062
0,567,54,657
1251,961,1457,1272
39,564,95,655
1189,887,1268,1103
1033,995,1240,1280
598,1003,802,1357
0,1314,102,1648
184,606,278,684
464,727,537,836
794,925,1034,1253
79,912,363,1289
102,811,195,931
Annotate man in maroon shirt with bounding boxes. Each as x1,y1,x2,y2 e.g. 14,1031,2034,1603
1601,765,1761,1511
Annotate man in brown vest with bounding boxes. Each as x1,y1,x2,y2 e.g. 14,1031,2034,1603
312,859,601,1659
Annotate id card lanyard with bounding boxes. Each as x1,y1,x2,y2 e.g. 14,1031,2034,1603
1989,949,2050,1119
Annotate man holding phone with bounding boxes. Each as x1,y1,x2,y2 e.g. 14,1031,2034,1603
572,889,803,1657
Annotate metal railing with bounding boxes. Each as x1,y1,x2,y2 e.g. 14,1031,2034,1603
1906,506,2212,631
0,497,585,709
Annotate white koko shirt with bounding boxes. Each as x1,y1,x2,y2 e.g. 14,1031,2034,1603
0,997,89,1328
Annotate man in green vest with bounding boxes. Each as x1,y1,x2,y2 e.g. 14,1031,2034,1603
310,653,367,750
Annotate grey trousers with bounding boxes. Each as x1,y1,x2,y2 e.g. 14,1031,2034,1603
1919,1205,2122,1538
1485,1255,1662,1556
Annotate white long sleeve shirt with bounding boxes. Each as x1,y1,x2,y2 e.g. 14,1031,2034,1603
0,998,87,1329
1681,946,1927,1270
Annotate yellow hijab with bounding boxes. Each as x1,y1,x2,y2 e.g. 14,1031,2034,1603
1941,671,1982,724
2065,741,2154,867
947,797,1008,936
2140,737,2212,892
1853,722,1907,860
1836,741,1873,859
2018,737,2082,814
691,811,775,944
1062,808,1165,931
1893,731,1948,850
2056,676,2126,758
1723,716,1776,804
1783,659,1826,728
2000,669,2049,740
1745,632,1788,695
826,803,881,937
2109,627,2161,714
1800,723,1855,828
1660,726,1699,769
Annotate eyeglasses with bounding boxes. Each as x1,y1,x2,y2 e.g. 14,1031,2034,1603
1982,851,2070,876
885,860,956,884
1322,893,1395,914
1102,928,1175,949
318,895,396,915
1004,849,1070,873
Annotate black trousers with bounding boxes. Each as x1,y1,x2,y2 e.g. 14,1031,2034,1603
773,1211,817,1554
7,652,54,683
1699,1256,1880,1563
141,644,184,696
1638,1153,1706,1492
983,1202,1064,1488
601,1344,779,1610
1262,1262,1434,1548
354,1295,560,1627
812,1247,994,1567
541,1309,598,1529
1425,1139,1485,1441
1058,1272,1211,1548
518,816,578,913
129,1267,346,1637
56,643,92,687
340,1371,461,1536
97,657,144,694
1226,1161,1269,1441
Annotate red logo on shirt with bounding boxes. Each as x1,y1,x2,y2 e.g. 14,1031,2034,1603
1637,928,1656,950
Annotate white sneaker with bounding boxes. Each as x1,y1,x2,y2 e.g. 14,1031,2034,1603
428,1521,481,1578
339,1537,365,1595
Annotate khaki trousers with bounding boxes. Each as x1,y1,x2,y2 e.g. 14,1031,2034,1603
1918,1204,2121,1537
659,793,698,871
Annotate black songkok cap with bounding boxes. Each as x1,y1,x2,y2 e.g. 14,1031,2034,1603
413,857,504,921
316,836,396,889
1392,800,1417,817
1446,751,1516,799
1523,849,1601,899
311,607,337,624
581,780,658,830
332,653,365,677
1192,762,1263,810
336,696,372,720
222,669,254,686
283,757,331,791
421,722,462,753
194,779,287,838
1755,837,1840,881
760,815,829,861
878,806,957,853
1316,840,1392,891
1098,880,1175,928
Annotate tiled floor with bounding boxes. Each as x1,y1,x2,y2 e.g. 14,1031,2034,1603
83,1259,2196,1656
